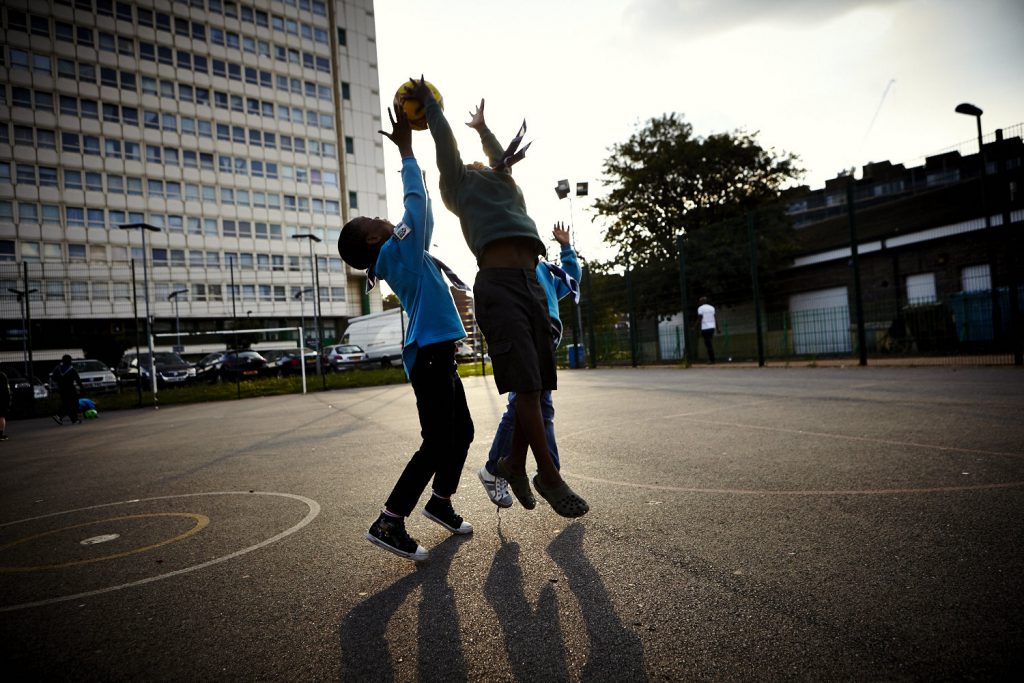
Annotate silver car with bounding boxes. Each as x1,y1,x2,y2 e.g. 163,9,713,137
50,359,119,393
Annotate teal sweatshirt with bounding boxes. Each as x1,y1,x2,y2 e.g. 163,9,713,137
424,99,544,260
374,156,466,376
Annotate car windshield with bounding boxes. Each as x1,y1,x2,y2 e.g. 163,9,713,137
231,351,263,360
337,346,362,353
74,361,108,372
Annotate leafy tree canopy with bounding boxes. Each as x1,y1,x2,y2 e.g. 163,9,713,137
591,114,802,316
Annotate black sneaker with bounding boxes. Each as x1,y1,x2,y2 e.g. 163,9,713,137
52,415,63,425
422,496,473,535
366,514,428,561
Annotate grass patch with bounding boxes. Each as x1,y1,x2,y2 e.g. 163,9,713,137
32,363,494,415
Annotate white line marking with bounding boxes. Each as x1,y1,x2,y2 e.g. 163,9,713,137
0,491,320,612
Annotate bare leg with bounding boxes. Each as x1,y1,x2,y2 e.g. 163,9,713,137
510,390,561,488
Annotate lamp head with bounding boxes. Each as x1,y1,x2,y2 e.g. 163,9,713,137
555,179,570,200
955,103,983,117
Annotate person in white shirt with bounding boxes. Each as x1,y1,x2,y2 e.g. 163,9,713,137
696,297,720,364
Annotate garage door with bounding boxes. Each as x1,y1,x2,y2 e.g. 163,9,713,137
789,287,851,354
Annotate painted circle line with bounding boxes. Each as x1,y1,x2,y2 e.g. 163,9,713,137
0,491,320,613
0,513,209,573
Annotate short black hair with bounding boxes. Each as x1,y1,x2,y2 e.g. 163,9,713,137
337,217,380,270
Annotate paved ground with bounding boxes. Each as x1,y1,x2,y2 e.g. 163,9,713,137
1,366,1022,681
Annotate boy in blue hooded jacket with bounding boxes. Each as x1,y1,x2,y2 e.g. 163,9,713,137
338,106,474,562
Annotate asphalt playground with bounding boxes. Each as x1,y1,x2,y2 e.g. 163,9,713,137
1,365,1022,681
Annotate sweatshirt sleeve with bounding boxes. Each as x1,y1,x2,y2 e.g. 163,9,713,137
397,156,428,270
478,127,505,168
424,100,466,205
559,244,582,284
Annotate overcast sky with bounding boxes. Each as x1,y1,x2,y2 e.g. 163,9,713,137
373,0,1024,281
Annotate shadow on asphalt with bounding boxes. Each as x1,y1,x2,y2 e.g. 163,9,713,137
545,524,648,681
338,524,647,680
338,533,472,681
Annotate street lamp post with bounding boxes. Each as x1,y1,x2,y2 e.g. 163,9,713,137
7,287,38,379
293,287,314,347
168,288,187,353
292,234,323,375
955,102,1001,344
119,222,161,399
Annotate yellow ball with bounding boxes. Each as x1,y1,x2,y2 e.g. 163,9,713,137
394,79,443,131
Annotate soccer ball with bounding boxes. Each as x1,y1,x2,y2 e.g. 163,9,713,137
84,409,98,419
394,79,443,131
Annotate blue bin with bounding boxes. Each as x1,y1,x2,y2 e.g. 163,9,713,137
567,344,585,369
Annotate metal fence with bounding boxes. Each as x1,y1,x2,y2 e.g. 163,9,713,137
558,152,1024,369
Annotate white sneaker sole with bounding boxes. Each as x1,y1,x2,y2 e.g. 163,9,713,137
477,467,514,509
365,533,428,561
421,508,473,535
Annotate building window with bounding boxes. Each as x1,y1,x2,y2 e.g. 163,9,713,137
905,273,937,305
961,265,991,293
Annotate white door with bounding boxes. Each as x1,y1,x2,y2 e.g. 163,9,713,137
789,287,851,354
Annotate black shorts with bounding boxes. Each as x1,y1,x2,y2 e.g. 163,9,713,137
474,268,556,395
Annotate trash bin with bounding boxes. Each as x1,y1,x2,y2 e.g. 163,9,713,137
567,344,585,369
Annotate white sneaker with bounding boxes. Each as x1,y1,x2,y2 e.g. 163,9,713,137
478,466,514,508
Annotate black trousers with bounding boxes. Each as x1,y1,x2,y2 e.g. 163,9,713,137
58,390,79,421
701,329,716,363
385,342,474,517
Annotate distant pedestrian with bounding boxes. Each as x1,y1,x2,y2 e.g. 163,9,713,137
0,370,10,440
50,355,83,425
696,297,720,364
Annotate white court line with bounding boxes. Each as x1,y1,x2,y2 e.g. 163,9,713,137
0,491,320,612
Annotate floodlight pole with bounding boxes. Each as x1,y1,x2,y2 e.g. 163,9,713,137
168,288,188,351
955,102,1001,346
7,285,37,379
294,287,314,347
119,222,161,403
293,234,323,376
556,178,588,368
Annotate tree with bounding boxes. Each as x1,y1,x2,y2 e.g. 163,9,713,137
592,114,802,317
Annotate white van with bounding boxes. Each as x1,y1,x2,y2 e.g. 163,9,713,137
341,308,408,368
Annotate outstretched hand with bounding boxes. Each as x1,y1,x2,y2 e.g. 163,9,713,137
466,99,486,130
402,75,436,106
379,106,413,157
551,221,571,246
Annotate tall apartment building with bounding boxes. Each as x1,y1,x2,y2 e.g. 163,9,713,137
0,0,387,363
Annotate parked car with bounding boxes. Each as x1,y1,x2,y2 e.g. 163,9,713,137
322,344,370,371
219,350,269,381
194,350,270,381
118,352,194,388
48,359,118,394
260,348,318,376
1,363,49,416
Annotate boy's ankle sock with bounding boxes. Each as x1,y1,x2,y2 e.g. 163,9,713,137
381,508,402,520
431,491,450,501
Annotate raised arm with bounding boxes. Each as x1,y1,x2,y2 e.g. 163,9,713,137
466,99,504,167
552,222,582,283
402,77,467,196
